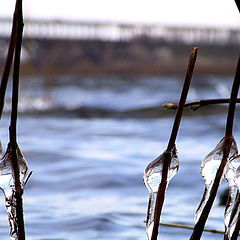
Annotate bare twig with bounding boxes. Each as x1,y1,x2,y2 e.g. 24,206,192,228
9,0,26,239
150,47,198,240
228,190,239,230
0,2,18,118
224,191,240,240
234,0,240,13
230,203,240,240
189,56,240,240
160,222,227,235
163,98,240,111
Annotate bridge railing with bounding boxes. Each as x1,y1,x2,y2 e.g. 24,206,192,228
0,17,240,44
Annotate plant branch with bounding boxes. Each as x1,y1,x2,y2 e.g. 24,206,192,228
167,48,198,151
9,0,26,239
159,222,230,235
189,55,240,240
224,192,240,240
163,98,240,111
143,221,240,235
0,6,18,118
230,197,240,240
150,47,198,240
234,0,240,13
229,191,240,227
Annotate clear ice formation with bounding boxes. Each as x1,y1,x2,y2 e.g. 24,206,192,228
225,166,240,239
194,137,238,224
0,143,29,240
143,145,179,240
224,155,240,230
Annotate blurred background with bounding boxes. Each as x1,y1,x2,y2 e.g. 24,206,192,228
0,0,240,239
0,0,240,75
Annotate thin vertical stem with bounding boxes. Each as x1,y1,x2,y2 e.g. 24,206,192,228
229,191,240,227
0,12,18,119
234,0,240,13
224,57,240,138
9,0,26,239
189,55,240,240
230,199,240,240
150,47,198,240
167,47,198,151
224,192,240,240
10,0,23,142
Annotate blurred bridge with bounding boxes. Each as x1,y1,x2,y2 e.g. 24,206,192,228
0,17,240,44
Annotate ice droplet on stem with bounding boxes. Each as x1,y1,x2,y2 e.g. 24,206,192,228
143,145,179,240
0,143,29,240
194,137,238,224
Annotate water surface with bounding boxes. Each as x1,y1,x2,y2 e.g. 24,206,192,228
0,75,237,239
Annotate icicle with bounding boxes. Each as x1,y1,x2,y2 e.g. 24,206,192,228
143,145,179,240
194,137,238,224
0,143,29,240
224,155,240,230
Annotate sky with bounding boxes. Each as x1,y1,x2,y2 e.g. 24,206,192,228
0,0,239,27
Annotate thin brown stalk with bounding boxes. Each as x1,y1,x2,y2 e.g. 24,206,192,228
230,200,240,240
163,98,240,111
150,47,198,240
167,48,198,151
160,222,230,235
144,221,239,235
189,55,240,240
9,0,26,239
229,190,239,228
0,5,18,118
224,192,240,240
234,0,240,13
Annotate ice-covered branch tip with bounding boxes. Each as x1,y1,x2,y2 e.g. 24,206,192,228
163,98,240,111
5,0,28,239
189,55,240,240
144,47,198,240
0,144,30,240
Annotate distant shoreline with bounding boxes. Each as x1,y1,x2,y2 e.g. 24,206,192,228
15,60,238,77
0,37,239,77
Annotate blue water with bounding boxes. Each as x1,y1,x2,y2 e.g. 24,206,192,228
0,75,238,239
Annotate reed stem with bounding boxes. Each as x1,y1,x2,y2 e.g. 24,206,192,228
234,0,240,13
163,98,240,111
230,200,240,240
9,0,26,239
143,221,240,235
150,47,198,240
0,4,18,118
189,55,240,240
224,192,240,240
159,222,232,235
